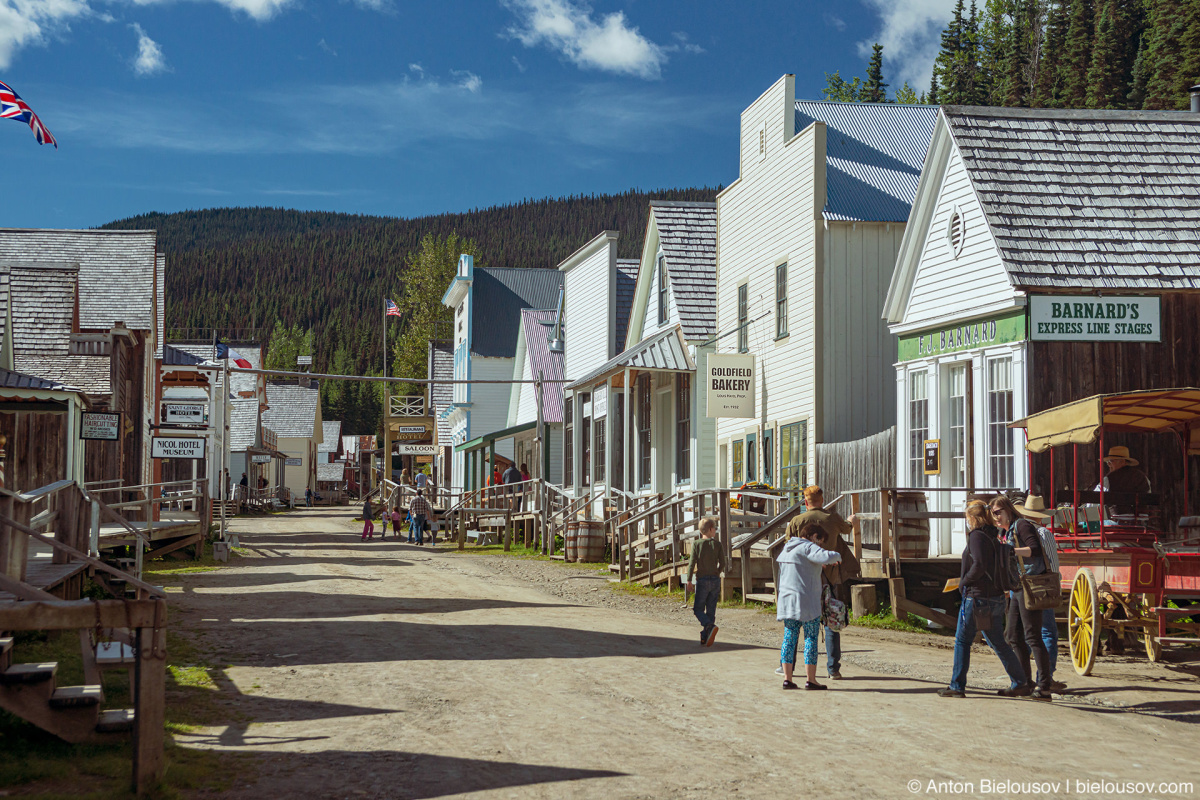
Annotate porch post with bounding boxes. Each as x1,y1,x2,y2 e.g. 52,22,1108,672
623,368,631,497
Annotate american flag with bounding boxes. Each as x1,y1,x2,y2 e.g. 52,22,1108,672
386,299,402,317
0,81,56,148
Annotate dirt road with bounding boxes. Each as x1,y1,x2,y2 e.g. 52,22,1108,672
172,508,1200,800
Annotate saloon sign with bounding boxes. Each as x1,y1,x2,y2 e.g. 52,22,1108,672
1030,296,1160,342
706,353,755,418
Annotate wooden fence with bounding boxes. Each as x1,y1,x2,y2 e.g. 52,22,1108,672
815,426,894,547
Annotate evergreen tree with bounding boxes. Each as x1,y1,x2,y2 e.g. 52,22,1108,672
265,321,313,371
1033,0,1071,106
895,81,920,103
934,0,969,102
822,70,865,102
928,67,941,104
864,43,890,101
1057,0,1096,107
1086,0,1128,107
978,0,1011,105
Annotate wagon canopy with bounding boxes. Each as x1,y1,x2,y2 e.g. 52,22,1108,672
1012,388,1200,453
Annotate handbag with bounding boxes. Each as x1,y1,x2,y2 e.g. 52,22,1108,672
1012,531,1062,611
822,584,849,632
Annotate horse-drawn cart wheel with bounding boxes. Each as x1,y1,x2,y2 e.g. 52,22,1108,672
1069,568,1100,676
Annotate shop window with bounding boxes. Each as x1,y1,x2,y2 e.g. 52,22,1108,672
737,283,749,353
657,254,668,325
987,357,1015,488
746,432,757,483
763,427,774,486
779,421,807,503
732,439,744,485
595,417,606,484
948,364,969,487
564,394,573,487
776,263,788,338
638,374,652,488
581,392,591,488
675,375,691,482
612,392,624,491
909,372,929,488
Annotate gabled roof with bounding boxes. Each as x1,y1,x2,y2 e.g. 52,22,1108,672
229,397,260,451
317,461,346,482
172,342,262,395
0,229,157,330
428,339,454,442
942,105,1200,290
795,100,938,223
262,382,320,438
163,345,207,366
470,267,563,358
567,324,695,391
650,202,717,340
519,309,564,423
614,259,639,353
319,421,342,453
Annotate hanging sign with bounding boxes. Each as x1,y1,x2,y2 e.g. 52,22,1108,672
706,353,755,418
251,454,272,464
593,385,607,418
924,439,941,475
152,436,206,459
163,403,206,425
397,444,438,456
285,457,303,466
396,422,432,441
1029,296,1160,342
81,412,121,440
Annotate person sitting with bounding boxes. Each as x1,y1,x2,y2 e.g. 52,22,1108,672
1101,446,1151,516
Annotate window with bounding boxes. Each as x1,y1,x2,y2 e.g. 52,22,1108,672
732,439,744,485
638,374,652,488
988,357,1015,488
581,392,591,488
779,422,807,502
775,263,788,338
612,392,624,491
746,432,757,483
657,254,668,325
595,417,606,484
909,371,929,488
737,283,749,353
564,394,574,486
763,427,774,486
948,364,969,487
675,375,691,482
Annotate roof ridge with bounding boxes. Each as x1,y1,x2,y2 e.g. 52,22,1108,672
648,200,717,209
943,104,1200,122
796,99,939,109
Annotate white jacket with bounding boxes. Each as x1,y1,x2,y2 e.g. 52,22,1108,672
776,537,842,622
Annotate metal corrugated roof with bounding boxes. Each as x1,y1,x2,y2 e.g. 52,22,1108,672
566,325,695,390
795,101,938,223
471,267,564,358
163,345,207,366
520,309,564,423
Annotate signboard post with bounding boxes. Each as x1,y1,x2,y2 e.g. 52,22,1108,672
705,353,756,418
81,412,121,441
1029,296,1161,342
151,436,206,459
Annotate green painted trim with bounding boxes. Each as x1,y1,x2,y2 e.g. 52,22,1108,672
898,310,1026,362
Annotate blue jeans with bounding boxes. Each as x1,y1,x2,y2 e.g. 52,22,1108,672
950,595,1028,692
693,576,719,639
410,514,426,544
1043,608,1059,675
825,627,841,673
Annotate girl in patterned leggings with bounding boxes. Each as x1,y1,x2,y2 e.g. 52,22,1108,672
776,521,841,690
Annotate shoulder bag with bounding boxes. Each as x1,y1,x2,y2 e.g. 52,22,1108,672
822,584,849,631
1013,534,1062,611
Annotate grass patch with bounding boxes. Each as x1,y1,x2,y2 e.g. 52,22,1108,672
610,580,751,610
850,610,937,634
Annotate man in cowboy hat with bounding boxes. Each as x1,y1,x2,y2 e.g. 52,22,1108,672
1101,446,1151,516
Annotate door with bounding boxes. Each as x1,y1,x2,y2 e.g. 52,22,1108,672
944,362,973,555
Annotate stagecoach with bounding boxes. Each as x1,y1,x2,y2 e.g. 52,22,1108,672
1014,389,1200,675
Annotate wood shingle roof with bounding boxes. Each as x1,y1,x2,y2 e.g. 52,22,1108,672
650,202,716,340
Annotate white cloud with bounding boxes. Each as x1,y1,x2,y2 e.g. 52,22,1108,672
859,0,955,91
124,0,295,22
318,37,335,55
408,62,424,78
511,55,525,72
503,0,666,80
0,0,92,69
130,23,168,75
823,13,846,32
667,31,703,55
452,69,482,93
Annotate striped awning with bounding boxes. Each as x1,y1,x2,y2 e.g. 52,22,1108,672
565,325,695,391
1013,388,1200,452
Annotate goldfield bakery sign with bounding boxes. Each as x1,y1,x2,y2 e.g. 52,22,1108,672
1030,296,1160,342
706,353,755,418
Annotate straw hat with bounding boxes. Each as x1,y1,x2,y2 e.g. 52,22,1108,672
1015,495,1052,520
1104,445,1139,466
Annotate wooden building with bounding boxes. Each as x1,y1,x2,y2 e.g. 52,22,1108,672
714,77,936,500
262,380,323,499
884,105,1200,554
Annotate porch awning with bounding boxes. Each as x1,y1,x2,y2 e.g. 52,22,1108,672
455,420,537,453
565,325,695,391
1012,388,1200,453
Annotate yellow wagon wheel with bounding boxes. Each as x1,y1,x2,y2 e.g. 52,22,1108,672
1142,595,1162,663
1069,568,1100,676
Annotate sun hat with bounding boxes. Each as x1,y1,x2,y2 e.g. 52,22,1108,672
1014,495,1052,520
1104,446,1139,466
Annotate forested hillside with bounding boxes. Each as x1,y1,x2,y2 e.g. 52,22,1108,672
103,187,718,433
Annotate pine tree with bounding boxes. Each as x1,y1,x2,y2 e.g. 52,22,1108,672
978,0,1010,105
895,81,920,103
928,68,941,104
864,43,890,101
822,70,866,102
1057,0,1096,107
1033,0,1071,106
934,0,968,102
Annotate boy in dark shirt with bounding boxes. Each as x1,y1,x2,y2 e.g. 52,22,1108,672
686,517,726,647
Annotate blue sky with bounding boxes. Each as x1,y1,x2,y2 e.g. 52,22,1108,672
0,0,954,229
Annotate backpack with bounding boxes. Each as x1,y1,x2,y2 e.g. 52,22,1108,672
1035,525,1060,573
822,584,849,632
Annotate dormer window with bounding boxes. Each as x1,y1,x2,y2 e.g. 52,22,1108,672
657,254,668,325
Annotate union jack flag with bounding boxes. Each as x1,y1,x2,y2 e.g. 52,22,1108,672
0,81,56,148
386,299,402,317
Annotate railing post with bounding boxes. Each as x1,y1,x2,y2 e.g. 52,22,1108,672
719,491,731,602
851,492,863,561
132,603,166,795
90,499,101,557
880,489,892,577
670,501,681,590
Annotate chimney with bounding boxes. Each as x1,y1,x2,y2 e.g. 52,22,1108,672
1191,84,1200,113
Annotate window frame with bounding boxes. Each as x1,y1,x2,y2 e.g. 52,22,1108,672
778,421,807,503
612,391,624,491
908,370,929,488
594,417,606,484
775,262,788,339
732,439,744,486
657,253,668,325
637,374,652,489
675,374,691,482
737,283,749,353
564,393,574,487
581,392,591,488
986,356,1016,489
762,426,774,486
746,431,757,483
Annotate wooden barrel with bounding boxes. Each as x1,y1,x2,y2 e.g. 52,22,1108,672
564,521,579,562
576,520,605,563
894,492,931,559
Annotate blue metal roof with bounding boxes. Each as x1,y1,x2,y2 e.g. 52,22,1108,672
795,101,938,223
471,267,564,359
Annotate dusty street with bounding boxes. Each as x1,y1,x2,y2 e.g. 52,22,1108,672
170,509,1200,800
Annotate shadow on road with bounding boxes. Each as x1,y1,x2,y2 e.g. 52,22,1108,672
177,591,581,619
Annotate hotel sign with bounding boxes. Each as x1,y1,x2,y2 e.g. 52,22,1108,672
152,436,206,459
1029,296,1160,342
898,310,1026,362
706,353,755,418
163,403,206,425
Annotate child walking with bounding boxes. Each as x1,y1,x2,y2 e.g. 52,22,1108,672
361,497,374,541
391,506,403,540
686,517,725,647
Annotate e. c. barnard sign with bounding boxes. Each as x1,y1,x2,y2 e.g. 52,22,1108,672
898,310,1026,362
1029,296,1160,342
706,353,755,418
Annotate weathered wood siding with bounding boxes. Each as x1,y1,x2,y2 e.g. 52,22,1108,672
0,411,67,492
815,426,894,545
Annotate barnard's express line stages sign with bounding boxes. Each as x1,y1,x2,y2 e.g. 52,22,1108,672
1029,296,1160,342
706,353,755,418
151,436,206,459
898,311,1026,362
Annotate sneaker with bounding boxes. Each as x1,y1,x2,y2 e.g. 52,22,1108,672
937,687,966,698
804,681,827,690
827,670,843,680
1031,688,1054,702
782,680,800,690
998,684,1033,697
774,665,785,676
1049,680,1068,692
705,626,719,647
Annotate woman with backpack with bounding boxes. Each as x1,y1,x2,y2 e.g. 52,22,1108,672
776,520,842,690
991,495,1056,701
939,500,1029,698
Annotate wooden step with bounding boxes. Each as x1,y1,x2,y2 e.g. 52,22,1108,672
96,708,135,733
50,685,102,709
96,642,136,668
744,593,777,604
1,662,57,684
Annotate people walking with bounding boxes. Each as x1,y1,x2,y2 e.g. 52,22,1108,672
305,487,313,507
391,506,403,540
400,468,412,487
408,489,435,546
686,517,725,647
415,469,428,490
788,485,860,679
776,520,842,690
939,500,1030,698
361,497,374,541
